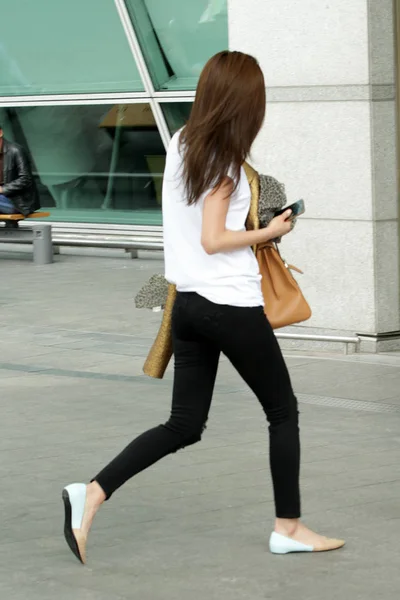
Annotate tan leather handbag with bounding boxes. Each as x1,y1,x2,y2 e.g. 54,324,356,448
257,242,312,329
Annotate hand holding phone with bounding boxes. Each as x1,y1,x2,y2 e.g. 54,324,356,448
275,199,305,220
264,209,294,240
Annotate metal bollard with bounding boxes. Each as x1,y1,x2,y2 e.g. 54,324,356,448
125,248,138,259
32,224,53,265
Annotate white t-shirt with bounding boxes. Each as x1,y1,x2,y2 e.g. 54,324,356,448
162,131,264,308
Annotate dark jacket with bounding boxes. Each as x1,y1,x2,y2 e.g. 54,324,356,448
2,139,40,216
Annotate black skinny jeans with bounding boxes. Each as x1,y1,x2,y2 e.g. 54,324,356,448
95,292,301,519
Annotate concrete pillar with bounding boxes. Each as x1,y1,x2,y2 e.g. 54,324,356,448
229,0,400,350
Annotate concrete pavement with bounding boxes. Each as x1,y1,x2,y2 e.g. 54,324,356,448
1,247,400,599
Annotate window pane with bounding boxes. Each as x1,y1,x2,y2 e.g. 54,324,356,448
0,0,143,95
126,0,228,91
0,105,164,225
162,103,193,135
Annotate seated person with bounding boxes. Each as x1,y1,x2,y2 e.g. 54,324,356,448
0,124,40,216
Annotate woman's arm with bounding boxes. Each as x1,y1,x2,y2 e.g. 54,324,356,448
201,177,293,255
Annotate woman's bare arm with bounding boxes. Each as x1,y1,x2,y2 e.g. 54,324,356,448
201,177,293,255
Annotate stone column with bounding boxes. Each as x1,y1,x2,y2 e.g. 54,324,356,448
229,0,400,350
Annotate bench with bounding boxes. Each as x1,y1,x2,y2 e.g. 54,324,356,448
48,223,164,253
0,212,53,265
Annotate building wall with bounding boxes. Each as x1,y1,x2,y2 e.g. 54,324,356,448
229,0,400,337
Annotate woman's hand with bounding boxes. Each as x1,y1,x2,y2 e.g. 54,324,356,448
263,210,293,241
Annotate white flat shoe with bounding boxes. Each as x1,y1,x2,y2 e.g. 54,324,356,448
62,483,87,564
269,531,345,555
270,532,313,554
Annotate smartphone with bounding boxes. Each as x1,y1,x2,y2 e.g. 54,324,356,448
275,199,305,220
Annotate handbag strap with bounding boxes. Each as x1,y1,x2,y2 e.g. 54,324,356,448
258,241,304,275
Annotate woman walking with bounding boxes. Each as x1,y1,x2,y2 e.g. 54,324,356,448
62,51,344,564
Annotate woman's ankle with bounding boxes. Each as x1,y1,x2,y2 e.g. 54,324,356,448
274,518,300,537
86,481,106,507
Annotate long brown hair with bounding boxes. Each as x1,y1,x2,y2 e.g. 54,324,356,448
179,51,266,205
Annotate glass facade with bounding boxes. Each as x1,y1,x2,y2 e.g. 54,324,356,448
0,104,164,224
0,1,228,226
0,0,143,95
162,103,193,135
126,0,228,91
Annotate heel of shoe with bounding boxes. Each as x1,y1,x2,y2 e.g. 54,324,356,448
269,532,314,555
63,483,86,528
269,532,289,554
62,483,87,564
